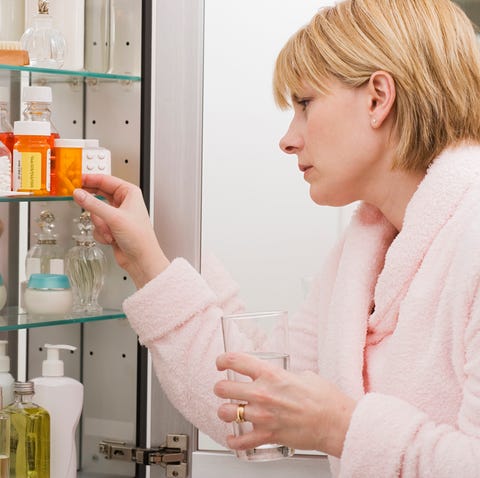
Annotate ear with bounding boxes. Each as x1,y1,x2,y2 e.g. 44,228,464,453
367,71,396,128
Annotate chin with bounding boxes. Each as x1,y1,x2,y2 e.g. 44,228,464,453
309,190,355,208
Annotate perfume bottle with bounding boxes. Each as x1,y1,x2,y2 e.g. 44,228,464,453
4,381,50,478
21,0,66,68
65,211,107,314
26,209,64,277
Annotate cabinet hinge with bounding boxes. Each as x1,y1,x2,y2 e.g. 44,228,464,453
99,434,188,477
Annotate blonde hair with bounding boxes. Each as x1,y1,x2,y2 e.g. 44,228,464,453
273,0,480,170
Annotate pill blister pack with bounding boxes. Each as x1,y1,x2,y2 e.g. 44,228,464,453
82,147,111,175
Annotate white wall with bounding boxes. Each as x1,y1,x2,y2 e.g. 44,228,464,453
202,0,341,317
200,0,344,462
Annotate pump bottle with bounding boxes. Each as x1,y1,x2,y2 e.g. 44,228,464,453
31,344,83,478
0,341,14,406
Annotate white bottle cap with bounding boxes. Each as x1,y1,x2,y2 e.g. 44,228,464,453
54,138,85,148
14,120,51,136
22,86,53,104
0,86,9,104
42,344,77,377
0,340,10,372
84,139,99,148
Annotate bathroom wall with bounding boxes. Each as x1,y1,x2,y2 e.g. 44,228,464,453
201,0,353,317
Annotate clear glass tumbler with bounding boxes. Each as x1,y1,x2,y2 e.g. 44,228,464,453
221,310,295,461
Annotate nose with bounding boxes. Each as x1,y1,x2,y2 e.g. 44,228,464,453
279,121,302,154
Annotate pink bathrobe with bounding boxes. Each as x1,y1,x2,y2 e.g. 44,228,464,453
123,145,480,477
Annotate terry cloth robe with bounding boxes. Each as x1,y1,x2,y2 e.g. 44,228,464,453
123,144,480,477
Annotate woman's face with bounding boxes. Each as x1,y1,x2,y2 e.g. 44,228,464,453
279,79,388,207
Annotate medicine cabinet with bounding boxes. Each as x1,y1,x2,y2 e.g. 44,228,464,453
0,0,163,475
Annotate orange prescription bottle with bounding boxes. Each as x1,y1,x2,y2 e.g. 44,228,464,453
53,139,83,196
0,87,14,153
22,86,60,194
13,121,51,195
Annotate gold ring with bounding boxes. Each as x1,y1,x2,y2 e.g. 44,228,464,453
235,403,247,423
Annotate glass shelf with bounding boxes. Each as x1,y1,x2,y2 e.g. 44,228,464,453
0,194,105,203
0,193,74,203
0,307,126,331
0,63,141,82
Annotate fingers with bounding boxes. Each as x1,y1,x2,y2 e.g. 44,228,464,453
73,188,117,221
90,214,115,245
217,401,272,426
226,430,274,452
218,403,275,451
216,352,265,380
72,190,116,244
81,173,128,197
217,402,243,423
214,379,253,402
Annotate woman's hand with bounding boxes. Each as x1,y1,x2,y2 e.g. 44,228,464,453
214,352,355,457
73,174,170,288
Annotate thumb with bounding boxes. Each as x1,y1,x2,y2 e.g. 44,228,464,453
73,189,115,244
73,188,112,219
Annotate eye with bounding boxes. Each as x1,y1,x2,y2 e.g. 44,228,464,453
295,98,311,111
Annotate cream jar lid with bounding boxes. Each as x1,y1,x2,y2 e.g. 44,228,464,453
27,273,71,290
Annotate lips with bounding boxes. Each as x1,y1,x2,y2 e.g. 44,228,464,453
298,164,313,173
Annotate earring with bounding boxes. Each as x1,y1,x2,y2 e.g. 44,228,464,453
371,118,377,126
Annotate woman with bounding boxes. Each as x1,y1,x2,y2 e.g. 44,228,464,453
73,0,480,476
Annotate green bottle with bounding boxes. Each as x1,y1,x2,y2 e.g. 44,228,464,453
0,387,10,478
5,381,50,478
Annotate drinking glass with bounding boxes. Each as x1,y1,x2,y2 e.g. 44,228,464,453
221,310,295,461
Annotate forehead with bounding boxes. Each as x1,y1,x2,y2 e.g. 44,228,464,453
291,77,349,100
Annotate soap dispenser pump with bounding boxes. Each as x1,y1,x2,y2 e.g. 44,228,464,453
0,340,14,406
31,344,84,478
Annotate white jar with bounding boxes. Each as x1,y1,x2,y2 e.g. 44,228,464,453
0,274,6,310
24,273,73,317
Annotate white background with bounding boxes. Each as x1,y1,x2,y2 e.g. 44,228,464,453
201,0,351,319
199,0,356,470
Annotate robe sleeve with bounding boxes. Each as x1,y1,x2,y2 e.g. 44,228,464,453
123,258,235,446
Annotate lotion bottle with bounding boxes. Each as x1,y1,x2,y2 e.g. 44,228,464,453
0,341,14,406
31,344,83,478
